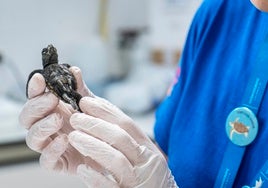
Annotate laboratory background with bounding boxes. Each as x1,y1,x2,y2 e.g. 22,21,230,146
0,0,201,187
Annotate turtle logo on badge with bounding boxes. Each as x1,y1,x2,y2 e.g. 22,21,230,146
226,107,258,146
229,118,250,139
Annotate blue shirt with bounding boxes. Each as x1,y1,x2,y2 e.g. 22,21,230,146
154,0,268,187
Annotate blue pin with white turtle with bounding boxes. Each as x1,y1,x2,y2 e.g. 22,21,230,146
226,107,258,146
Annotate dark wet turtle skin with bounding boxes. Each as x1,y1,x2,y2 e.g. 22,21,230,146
26,44,82,111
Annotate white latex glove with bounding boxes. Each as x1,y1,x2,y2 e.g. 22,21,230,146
68,96,178,188
19,66,178,187
19,66,96,173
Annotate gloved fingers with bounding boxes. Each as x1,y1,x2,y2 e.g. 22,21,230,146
77,164,120,188
70,113,144,165
53,101,75,134
69,131,135,187
79,97,158,153
19,92,59,129
27,73,46,99
69,66,95,97
79,96,132,127
39,134,69,172
26,113,63,152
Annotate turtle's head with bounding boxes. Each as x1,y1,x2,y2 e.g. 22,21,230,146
42,44,58,68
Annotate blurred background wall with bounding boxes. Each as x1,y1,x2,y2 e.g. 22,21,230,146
0,0,201,187
0,0,200,94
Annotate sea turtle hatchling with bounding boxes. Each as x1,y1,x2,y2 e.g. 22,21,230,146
26,44,82,111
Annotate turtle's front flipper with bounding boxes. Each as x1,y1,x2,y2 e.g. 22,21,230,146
26,69,43,98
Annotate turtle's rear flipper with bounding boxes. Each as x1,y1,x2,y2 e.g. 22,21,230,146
26,69,43,98
72,91,82,112
73,91,82,104
62,93,80,111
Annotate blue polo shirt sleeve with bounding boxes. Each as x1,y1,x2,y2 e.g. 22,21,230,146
153,0,205,154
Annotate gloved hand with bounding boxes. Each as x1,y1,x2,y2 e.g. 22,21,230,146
19,66,178,187
69,96,178,188
19,66,95,173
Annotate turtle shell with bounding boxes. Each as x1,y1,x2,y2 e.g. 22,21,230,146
233,122,249,133
26,44,82,111
43,63,76,97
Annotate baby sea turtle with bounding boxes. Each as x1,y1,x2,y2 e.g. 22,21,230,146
26,44,82,111
229,118,250,139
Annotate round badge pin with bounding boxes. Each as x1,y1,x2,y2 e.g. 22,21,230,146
225,107,258,146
